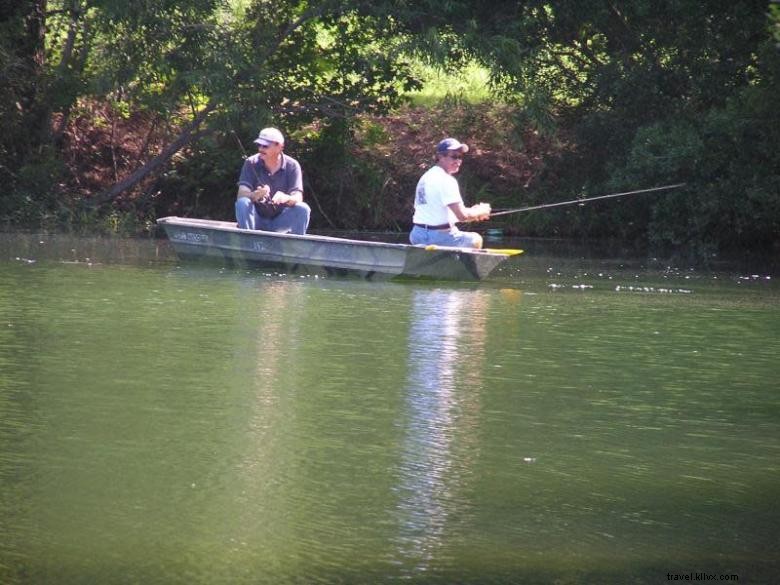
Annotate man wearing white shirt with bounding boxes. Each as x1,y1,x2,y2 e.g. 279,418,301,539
409,138,491,249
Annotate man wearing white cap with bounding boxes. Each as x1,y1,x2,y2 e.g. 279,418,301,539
409,137,491,249
235,127,311,234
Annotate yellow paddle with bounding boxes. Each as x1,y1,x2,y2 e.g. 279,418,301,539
484,248,524,256
425,245,524,256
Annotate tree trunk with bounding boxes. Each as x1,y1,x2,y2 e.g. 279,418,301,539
53,0,87,144
97,102,217,204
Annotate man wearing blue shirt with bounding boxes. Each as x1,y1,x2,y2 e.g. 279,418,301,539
235,127,311,234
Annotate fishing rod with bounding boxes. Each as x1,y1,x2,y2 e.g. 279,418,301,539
489,183,686,217
231,129,260,181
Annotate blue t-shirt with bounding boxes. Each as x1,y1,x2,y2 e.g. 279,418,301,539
238,153,303,217
238,153,303,194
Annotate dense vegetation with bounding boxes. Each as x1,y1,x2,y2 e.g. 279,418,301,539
2,1,778,259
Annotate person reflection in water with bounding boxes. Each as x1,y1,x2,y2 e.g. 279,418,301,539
409,137,492,249
394,289,489,573
235,127,311,235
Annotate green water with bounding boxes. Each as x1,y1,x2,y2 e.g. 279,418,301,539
0,233,778,584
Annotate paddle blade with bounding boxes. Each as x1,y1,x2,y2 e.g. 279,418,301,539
484,248,524,256
424,244,524,256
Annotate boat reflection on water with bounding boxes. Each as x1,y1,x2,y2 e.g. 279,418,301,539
228,280,309,552
394,288,490,574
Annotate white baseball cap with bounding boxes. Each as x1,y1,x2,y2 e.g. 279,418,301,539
253,127,285,146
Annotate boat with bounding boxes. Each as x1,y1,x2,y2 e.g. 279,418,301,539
157,216,522,281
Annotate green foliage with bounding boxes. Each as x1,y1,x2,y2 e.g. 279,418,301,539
297,118,403,230
773,1,780,44
1,0,422,229
624,38,779,256
155,133,242,219
453,0,780,256
0,1,47,185
0,151,68,224
0,0,777,260
407,60,493,106
360,120,390,147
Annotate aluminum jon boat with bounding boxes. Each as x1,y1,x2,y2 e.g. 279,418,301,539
157,216,522,281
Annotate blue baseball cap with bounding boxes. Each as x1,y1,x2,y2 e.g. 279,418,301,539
436,138,469,153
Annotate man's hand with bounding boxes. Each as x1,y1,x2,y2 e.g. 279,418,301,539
472,202,492,221
251,185,271,202
271,191,296,206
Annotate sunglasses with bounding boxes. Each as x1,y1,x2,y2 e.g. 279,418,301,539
444,153,464,160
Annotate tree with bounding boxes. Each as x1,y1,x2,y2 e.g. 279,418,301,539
1,0,421,219
0,0,47,177
376,0,779,252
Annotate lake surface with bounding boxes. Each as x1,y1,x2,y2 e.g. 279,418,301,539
0,232,778,584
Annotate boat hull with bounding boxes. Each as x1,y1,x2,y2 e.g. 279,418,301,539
157,217,515,281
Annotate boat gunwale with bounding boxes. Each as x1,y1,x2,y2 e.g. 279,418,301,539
157,216,513,258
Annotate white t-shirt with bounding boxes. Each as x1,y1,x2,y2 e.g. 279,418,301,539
412,165,463,226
